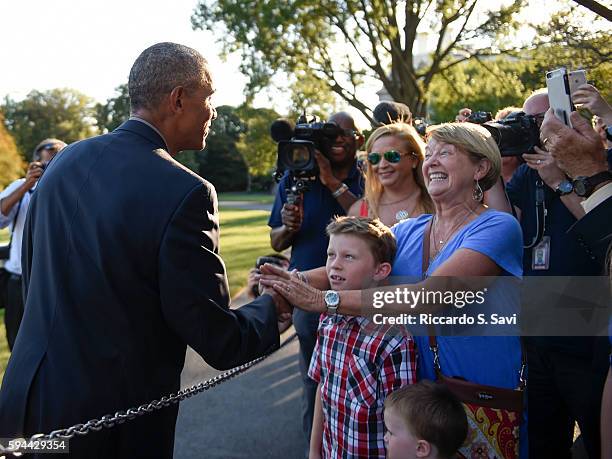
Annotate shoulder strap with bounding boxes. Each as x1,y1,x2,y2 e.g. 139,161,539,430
6,197,23,251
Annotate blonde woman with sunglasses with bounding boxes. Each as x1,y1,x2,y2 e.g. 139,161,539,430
349,122,434,226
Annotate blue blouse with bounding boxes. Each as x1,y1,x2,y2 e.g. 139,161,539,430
391,210,524,388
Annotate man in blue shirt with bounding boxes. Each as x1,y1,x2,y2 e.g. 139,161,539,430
268,111,364,454
506,90,610,459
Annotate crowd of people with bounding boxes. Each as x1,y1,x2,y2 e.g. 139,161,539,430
0,41,610,459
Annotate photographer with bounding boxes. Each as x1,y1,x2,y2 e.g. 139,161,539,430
0,138,66,350
505,89,610,459
268,111,364,454
246,253,290,300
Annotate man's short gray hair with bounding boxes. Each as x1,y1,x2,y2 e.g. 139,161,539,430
128,42,212,112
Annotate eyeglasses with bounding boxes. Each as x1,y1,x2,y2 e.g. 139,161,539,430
367,150,411,165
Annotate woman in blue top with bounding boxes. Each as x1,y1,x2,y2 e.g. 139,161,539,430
263,121,525,457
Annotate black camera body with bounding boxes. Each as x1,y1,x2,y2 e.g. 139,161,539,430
272,114,342,191
481,111,540,157
467,111,493,124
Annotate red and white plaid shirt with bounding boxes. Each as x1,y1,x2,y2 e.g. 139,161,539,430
308,314,417,458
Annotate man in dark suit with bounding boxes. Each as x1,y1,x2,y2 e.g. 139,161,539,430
0,42,285,458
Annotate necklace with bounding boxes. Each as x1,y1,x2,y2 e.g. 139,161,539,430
430,207,479,256
379,193,418,221
379,193,413,206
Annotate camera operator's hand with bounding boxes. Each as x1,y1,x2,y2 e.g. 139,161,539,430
247,268,260,299
540,109,607,178
281,203,302,233
24,162,44,190
455,108,472,123
314,151,340,190
572,84,612,126
523,147,566,189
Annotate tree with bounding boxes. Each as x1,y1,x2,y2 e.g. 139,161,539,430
236,105,280,178
428,57,532,122
192,0,528,120
95,84,130,133
0,112,25,188
199,105,250,191
2,88,98,159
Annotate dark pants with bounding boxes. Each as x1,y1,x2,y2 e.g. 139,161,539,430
293,308,320,456
526,341,609,459
5,274,23,351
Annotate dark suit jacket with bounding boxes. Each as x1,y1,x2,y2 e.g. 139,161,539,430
568,194,612,273
0,120,279,458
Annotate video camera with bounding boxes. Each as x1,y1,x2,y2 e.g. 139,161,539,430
467,110,540,157
270,113,343,193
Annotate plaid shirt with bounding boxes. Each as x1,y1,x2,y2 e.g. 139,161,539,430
308,314,416,458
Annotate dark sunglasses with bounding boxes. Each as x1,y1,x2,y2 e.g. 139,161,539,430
367,150,411,165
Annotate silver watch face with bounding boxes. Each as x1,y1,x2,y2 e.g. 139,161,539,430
324,290,340,307
557,180,573,195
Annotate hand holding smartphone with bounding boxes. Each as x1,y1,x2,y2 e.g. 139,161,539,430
546,68,587,128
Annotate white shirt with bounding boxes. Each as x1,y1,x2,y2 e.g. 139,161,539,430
0,178,31,275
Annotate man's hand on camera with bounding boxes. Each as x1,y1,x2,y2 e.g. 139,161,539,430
314,151,340,190
281,203,302,233
24,162,44,190
455,108,472,123
540,109,607,178
523,146,566,189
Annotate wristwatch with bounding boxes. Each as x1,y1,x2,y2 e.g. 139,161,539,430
554,179,574,196
573,171,612,198
331,183,349,199
323,290,340,314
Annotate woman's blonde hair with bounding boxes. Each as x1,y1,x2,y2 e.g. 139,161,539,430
364,122,434,218
426,123,501,191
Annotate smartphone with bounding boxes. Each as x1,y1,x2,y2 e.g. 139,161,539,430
568,69,587,94
546,67,574,127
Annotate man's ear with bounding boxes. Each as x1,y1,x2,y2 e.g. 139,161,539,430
415,439,432,458
356,132,365,149
373,262,392,281
169,86,186,114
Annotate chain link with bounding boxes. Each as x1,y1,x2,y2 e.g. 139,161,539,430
0,333,297,457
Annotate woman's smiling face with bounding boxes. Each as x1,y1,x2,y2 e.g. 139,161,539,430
368,135,417,189
423,137,480,202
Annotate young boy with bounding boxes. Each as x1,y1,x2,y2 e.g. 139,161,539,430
308,216,416,458
384,381,468,459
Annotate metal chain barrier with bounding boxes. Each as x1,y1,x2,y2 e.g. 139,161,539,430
0,332,297,457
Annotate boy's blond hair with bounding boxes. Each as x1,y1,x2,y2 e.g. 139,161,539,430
326,216,396,265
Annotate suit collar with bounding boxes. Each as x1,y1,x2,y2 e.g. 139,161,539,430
115,119,168,151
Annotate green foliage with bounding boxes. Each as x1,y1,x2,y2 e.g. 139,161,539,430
95,84,130,133
0,112,25,188
192,0,528,119
236,105,279,178
429,58,532,123
199,105,249,191
2,88,98,160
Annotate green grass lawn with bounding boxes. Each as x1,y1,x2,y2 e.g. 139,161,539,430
217,192,274,204
219,207,277,297
0,228,8,244
0,207,275,384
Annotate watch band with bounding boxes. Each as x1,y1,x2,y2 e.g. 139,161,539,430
573,171,612,198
